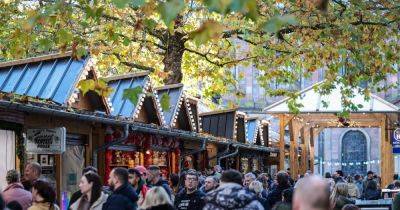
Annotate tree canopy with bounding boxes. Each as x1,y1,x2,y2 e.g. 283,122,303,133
0,0,399,115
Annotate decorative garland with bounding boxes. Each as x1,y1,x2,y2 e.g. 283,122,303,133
16,131,25,173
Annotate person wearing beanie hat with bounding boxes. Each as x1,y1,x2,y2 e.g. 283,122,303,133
2,170,32,210
134,166,148,182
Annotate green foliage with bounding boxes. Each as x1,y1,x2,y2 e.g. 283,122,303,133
1,0,399,114
78,79,95,96
78,79,113,97
321,100,329,108
131,0,147,9
111,0,132,9
157,0,185,28
160,93,170,111
262,15,298,33
143,19,157,31
203,0,258,20
287,98,304,115
190,20,224,46
123,86,143,105
94,79,114,97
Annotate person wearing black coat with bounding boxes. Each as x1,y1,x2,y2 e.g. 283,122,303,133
362,180,381,200
174,189,205,210
102,168,138,210
266,171,291,208
174,170,205,210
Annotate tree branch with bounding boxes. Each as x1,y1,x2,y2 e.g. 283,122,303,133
184,47,257,67
106,52,155,72
236,36,291,54
115,33,166,50
332,0,347,16
72,3,166,41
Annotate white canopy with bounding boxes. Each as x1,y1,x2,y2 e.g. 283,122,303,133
264,82,399,113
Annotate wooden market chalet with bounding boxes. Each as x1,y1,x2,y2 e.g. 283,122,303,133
0,52,278,196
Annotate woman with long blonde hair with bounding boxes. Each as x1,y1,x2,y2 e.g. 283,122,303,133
140,186,175,210
330,182,355,210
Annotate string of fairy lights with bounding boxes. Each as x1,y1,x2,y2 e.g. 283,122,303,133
315,159,381,166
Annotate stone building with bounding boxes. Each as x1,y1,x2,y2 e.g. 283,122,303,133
315,128,381,176
220,40,400,176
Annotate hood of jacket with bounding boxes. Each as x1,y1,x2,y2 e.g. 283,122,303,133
204,183,259,209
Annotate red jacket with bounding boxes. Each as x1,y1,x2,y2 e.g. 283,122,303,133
138,184,149,205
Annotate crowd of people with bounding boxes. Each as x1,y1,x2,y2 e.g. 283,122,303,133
0,163,400,210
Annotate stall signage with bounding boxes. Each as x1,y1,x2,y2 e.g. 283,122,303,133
26,127,66,154
392,128,400,154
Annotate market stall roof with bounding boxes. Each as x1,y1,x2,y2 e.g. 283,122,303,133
264,81,399,113
199,109,246,142
155,84,196,131
186,96,200,132
0,97,279,153
245,118,269,146
0,52,109,113
245,118,259,145
258,120,269,146
106,72,165,126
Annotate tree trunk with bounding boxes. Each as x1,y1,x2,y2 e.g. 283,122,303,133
162,32,185,84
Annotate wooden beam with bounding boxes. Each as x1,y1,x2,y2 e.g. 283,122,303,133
381,115,394,187
310,128,315,173
300,144,307,175
303,126,311,172
278,115,286,171
289,119,300,179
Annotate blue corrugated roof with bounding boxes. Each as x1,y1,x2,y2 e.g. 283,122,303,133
0,55,89,105
108,74,149,117
246,119,258,144
156,85,184,126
